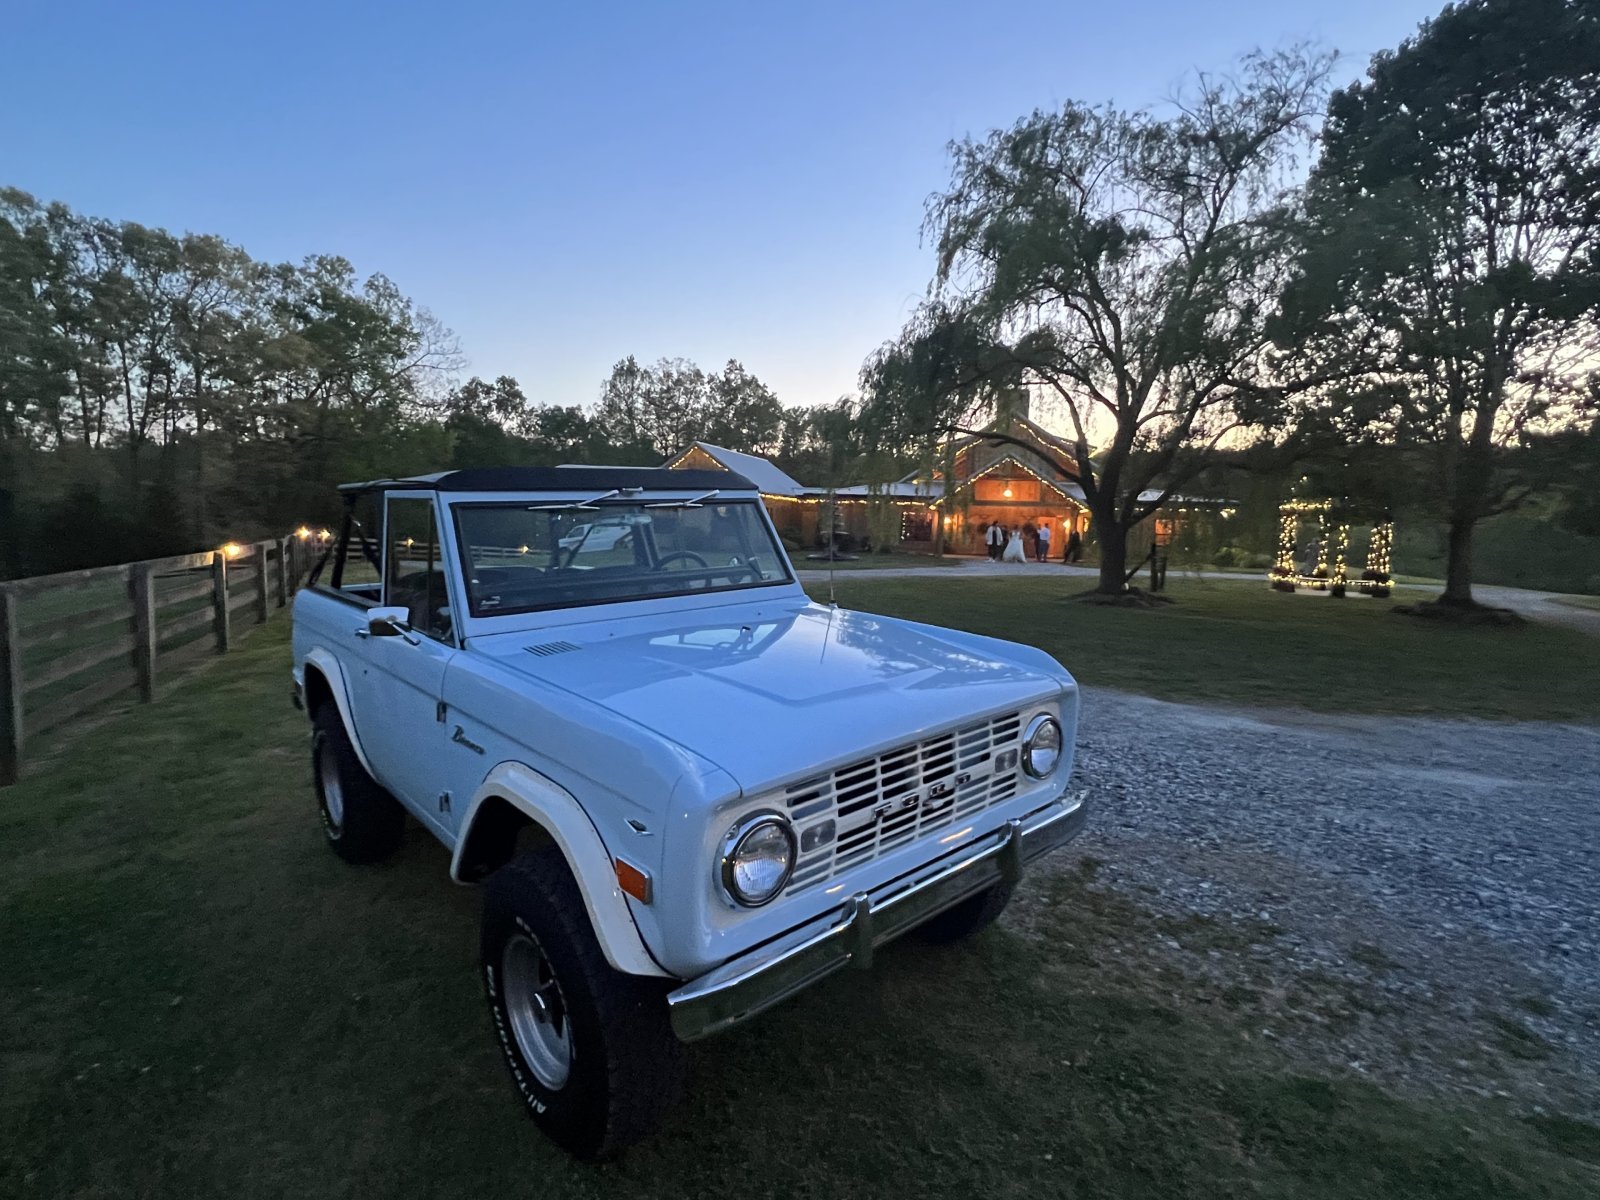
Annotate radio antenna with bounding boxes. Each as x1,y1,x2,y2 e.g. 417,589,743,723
827,490,837,608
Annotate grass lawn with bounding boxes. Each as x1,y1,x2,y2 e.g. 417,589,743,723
810,576,1600,722
3,618,1599,1198
793,549,966,570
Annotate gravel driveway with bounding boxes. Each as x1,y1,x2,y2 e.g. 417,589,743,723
1058,687,1600,1114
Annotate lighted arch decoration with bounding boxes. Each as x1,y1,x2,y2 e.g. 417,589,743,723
1268,499,1393,598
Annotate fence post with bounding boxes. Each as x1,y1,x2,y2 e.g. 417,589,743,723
0,588,23,786
130,563,157,703
253,542,270,624
211,552,232,654
275,538,289,607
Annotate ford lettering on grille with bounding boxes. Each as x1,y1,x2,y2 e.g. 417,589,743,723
781,711,1024,894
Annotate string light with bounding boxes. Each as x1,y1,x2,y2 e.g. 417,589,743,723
1368,521,1394,578
1270,500,1395,598
1331,522,1350,597
948,454,1082,506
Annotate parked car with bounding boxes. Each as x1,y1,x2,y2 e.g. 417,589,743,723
557,516,639,554
290,465,1087,1158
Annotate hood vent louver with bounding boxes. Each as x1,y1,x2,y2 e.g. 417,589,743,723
525,640,581,658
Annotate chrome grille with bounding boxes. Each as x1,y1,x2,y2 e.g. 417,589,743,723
783,711,1024,894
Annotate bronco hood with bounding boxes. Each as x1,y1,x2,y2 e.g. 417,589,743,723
473,601,1068,793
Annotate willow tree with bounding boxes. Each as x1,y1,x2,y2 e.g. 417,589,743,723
1284,0,1600,610
881,48,1331,595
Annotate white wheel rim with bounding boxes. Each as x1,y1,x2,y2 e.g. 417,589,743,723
318,741,345,828
502,932,572,1090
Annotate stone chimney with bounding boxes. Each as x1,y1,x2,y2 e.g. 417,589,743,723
994,386,1030,424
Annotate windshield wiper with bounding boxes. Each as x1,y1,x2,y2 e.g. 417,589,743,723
646,489,720,509
527,489,622,511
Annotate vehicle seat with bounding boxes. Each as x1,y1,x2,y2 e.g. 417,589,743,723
392,569,452,640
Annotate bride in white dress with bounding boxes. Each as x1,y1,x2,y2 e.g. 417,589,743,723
1001,526,1027,563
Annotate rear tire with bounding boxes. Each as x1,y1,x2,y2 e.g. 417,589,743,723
481,845,686,1159
915,880,1015,943
311,706,405,864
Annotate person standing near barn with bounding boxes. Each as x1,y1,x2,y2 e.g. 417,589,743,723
985,520,1004,560
1035,522,1051,562
1064,528,1083,563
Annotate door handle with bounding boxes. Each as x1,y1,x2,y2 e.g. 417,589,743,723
354,623,421,646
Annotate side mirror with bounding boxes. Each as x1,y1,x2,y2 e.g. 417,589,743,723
366,606,412,637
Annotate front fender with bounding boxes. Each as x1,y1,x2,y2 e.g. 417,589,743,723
301,647,379,780
451,762,670,979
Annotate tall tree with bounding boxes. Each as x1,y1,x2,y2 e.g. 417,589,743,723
593,355,705,457
869,48,1333,594
0,191,74,457
1284,0,1600,608
703,359,784,454
593,355,784,459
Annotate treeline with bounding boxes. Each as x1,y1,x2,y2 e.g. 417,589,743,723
0,188,862,578
0,186,458,575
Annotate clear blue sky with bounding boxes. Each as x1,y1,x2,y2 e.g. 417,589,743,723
4,0,1443,410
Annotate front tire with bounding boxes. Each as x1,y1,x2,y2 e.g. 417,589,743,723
915,880,1015,943
481,845,686,1159
311,706,405,864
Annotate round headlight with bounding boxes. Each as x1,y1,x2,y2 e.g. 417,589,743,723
1022,714,1063,778
719,814,796,907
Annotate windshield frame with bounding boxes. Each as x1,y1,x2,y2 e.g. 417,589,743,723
447,496,796,618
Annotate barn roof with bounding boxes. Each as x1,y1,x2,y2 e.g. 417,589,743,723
664,442,810,497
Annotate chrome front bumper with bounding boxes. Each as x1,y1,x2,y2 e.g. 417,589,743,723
667,790,1089,1042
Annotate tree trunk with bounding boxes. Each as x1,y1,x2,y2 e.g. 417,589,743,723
1095,519,1128,594
1440,517,1476,607
1440,406,1494,608
193,364,208,544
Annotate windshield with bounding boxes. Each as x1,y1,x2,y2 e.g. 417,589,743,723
452,499,793,616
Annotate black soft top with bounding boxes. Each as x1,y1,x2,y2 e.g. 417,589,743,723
337,466,753,495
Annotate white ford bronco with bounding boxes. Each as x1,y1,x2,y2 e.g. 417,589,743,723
291,465,1086,1157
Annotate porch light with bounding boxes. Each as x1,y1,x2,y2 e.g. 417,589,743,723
220,542,244,559
1002,485,1013,498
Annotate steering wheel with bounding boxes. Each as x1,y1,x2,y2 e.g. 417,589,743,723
657,551,709,570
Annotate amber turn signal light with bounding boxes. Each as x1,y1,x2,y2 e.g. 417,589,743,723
614,858,652,904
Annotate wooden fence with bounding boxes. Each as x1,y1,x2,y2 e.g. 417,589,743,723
0,536,316,786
